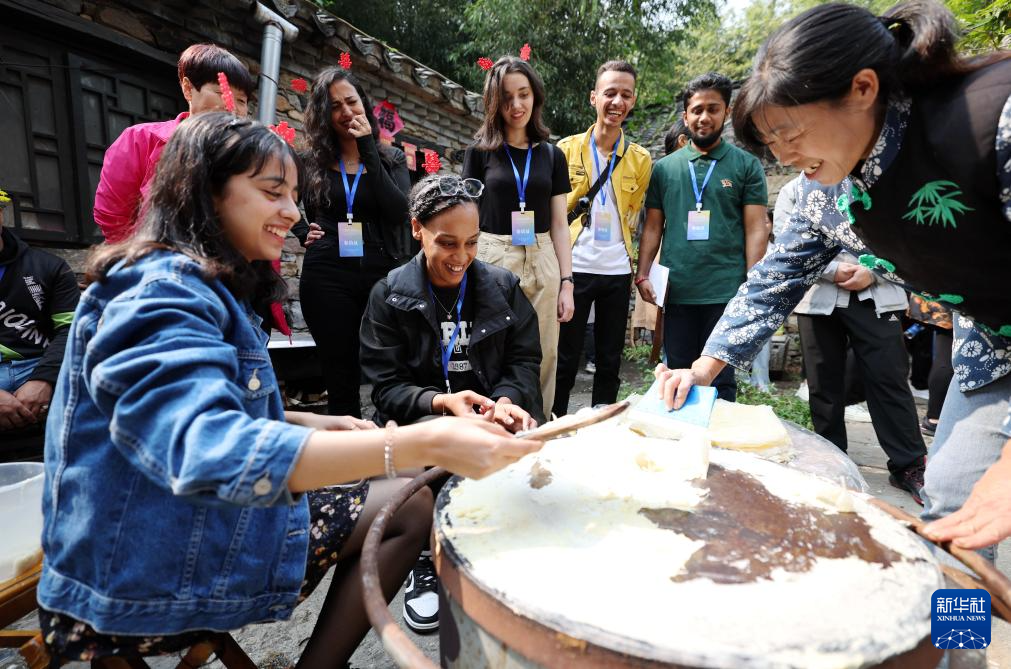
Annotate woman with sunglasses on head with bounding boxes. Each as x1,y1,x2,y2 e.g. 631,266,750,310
653,1,1011,554
294,66,412,418
360,174,543,632
37,114,541,667
361,174,543,431
463,56,574,420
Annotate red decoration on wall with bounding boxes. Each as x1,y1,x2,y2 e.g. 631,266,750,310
519,43,532,61
373,100,404,140
477,57,494,71
422,149,441,174
339,52,352,69
402,142,417,171
269,121,296,146
290,78,308,94
217,72,235,113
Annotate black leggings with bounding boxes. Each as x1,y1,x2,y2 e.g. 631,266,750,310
300,255,396,417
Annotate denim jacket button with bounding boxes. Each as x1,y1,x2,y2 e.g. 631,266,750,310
253,476,272,496
247,369,261,391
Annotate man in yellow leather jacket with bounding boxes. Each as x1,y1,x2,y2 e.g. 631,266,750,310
552,60,652,416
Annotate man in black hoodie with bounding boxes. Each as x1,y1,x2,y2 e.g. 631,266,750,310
0,216,79,433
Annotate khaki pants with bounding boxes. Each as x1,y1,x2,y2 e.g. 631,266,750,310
478,232,559,418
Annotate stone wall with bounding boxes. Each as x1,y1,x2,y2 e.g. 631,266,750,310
20,0,485,331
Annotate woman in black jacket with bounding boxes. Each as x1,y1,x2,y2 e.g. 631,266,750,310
294,66,411,417
360,174,543,429
360,174,542,633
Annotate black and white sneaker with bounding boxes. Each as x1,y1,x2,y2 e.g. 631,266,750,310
403,550,439,632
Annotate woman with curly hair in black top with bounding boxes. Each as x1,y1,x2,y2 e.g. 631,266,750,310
294,66,412,417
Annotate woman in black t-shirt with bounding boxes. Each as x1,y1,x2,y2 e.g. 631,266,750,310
463,57,573,420
294,67,411,417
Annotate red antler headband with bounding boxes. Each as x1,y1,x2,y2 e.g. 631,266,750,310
217,72,235,113
269,121,296,146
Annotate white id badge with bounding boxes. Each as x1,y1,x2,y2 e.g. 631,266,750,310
686,210,710,241
338,221,364,257
593,211,612,243
511,211,535,246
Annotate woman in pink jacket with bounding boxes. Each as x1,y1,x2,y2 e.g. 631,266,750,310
92,43,254,243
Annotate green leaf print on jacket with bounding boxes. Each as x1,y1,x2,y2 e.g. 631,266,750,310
902,180,974,228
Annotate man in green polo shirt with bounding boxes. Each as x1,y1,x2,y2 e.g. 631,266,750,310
635,72,768,401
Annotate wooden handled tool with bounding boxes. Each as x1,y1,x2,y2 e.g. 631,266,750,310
869,497,1011,621
514,400,630,442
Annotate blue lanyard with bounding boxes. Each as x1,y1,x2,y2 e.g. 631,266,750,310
338,158,365,222
590,132,620,207
504,143,533,212
689,157,718,212
429,273,468,393
0,265,5,282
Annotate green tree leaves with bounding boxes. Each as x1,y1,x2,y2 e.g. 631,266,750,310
947,0,1011,53
313,0,709,137
455,0,704,135
312,0,1007,138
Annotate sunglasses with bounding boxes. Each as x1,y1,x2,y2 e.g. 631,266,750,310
436,176,484,198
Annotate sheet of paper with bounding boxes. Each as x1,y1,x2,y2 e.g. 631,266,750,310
648,261,668,307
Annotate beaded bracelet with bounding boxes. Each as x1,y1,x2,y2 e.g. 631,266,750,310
384,420,398,479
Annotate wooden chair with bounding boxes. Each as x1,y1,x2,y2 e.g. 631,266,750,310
0,561,257,669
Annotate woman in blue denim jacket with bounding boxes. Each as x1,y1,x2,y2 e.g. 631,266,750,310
38,112,541,666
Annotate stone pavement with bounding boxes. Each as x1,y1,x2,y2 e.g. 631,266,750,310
5,369,1009,669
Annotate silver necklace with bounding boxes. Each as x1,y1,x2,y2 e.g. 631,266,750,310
431,284,463,320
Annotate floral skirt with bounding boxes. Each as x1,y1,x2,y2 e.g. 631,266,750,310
39,482,369,661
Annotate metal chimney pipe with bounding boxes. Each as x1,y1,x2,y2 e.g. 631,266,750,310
253,2,299,126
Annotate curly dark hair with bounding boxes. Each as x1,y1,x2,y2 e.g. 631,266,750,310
409,175,479,225
87,112,297,310
301,66,392,211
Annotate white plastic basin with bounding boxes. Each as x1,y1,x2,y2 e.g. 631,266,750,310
0,462,45,582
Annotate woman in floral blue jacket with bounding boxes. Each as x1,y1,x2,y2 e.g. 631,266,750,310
654,0,1011,556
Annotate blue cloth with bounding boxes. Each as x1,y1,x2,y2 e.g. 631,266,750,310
39,251,314,635
703,92,1011,440
0,357,39,392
